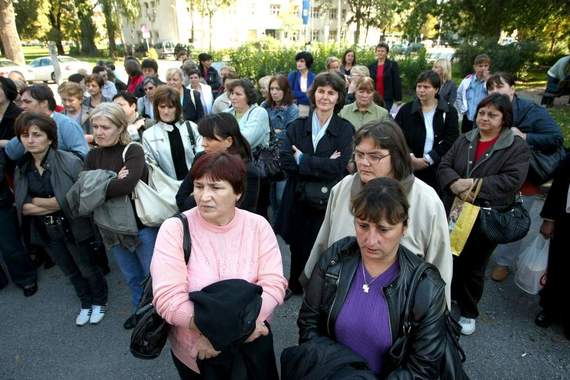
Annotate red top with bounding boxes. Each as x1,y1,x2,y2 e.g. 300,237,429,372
375,64,385,97
475,135,500,162
127,74,144,94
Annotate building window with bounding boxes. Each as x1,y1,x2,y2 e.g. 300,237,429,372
290,30,300,41
270,4,281,15
311,7,320,19
329,30,337,41
266,29,277,38
292,6,300,16
311,30,319,41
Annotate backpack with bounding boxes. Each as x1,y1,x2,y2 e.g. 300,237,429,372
130,213,192,359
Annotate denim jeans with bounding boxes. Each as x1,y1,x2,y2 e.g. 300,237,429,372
0,206,37,287
45,237,108,308
110,227,158,307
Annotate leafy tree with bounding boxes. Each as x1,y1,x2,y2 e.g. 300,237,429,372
99,0,139,56
75,0,98,55
14,0,50,41
45,0,78,54
0,0,25,64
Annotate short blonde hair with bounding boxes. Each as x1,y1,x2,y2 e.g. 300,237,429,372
58,82,84,99
433,59,452,82
326,56,341,69
89,103,131,145
350,65,370,77
165,67,184,82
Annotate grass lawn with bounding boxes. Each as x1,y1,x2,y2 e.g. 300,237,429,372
548,106,570,147
21,46,119,65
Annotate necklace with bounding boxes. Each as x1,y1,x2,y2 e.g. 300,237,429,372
361,262,380,293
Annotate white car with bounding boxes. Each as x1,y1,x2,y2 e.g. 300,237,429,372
0,58,35,82
28,56,93,82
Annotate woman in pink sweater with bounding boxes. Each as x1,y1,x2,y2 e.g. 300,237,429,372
150,152,287,378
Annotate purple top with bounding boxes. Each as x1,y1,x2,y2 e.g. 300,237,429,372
335,259,400,375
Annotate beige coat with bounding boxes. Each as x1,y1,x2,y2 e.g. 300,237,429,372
304,173,452,305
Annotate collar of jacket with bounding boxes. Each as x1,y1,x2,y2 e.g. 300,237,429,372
156,120,182,132
350,173,415,199
464,126,514,150
409,97,449,114
304,111,342,137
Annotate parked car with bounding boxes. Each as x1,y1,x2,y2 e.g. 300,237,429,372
156,41,175,59
0,58,35,82
28,56,93,82
426,47,455,63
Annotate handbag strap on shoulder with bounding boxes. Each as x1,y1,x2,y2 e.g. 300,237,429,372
122,142,144,164
175,213,192,264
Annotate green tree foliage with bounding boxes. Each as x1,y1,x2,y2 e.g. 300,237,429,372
345,0,395,44
75,0,98,55
99,0,139,56
45,0,78,54
14,0,49,40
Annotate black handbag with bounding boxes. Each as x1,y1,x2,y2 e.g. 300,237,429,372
387,262,469,380
41,214,69,241
130,213,191,360
479,200,531,244
253,124,285,181
528,146,566,185
295,179,336,210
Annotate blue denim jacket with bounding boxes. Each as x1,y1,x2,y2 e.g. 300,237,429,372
261,101,299,142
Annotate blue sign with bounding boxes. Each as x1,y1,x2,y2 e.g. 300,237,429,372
302,0,310,25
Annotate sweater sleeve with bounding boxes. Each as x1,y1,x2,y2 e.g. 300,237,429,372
106,144,146,198
151,216,194,328
255,218,287,322
240,107,270,149
437,138,463,191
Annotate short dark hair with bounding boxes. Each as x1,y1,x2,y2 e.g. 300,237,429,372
226,79,258,105
266,75,294,107
476,93,513,130
198,53,213,62
197,113,252,160
113,91,137,106
85,74,104,89
354,120,412,181
15,112,58,149
376,43,390,53
0,77,19,102
124,59,142,76
351,177,409,226
141,59,159,73
21,84,57,111
308,72,346,113
341,49,356,66
416,70,441,90
92,65,107,75
473,54,491,65
295,51,314,69
153,86,182,122
190,152,246,196
486,72,515,91
185,68,202,78
68,73,85,83
142,76,161,88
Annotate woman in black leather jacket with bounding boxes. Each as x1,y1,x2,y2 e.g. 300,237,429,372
298,177,447,379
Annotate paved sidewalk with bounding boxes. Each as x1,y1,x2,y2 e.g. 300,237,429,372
1,237,569,379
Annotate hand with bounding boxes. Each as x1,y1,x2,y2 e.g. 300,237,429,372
190,334,221,360
117,166,129,179
458,188,475,202
245,321,269,343
329,150,341,159
450,178,474,195
410,154,429,171
292,145,303,164
540,220,555,239
85,134,95,144
511,127,526,139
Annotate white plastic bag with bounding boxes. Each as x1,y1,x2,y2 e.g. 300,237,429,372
515,235,549,295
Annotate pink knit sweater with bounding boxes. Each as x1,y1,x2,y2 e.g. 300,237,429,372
150,208,287,372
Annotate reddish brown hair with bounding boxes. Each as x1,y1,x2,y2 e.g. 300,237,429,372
266,75,294,107
190,152,246,195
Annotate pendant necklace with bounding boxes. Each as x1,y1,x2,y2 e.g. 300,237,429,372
361,263,380,294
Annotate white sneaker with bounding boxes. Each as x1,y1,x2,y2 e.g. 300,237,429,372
458,316,476,335
90,305,107,325
76,308,92,326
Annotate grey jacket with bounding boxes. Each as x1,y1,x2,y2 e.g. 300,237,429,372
14,148,94,244
66,169,140,251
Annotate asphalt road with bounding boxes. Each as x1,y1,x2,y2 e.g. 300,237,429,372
1,235,569,379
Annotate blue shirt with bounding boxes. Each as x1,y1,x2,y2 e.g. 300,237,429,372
465,76,487,121
311,112,332,151
5,112,89,161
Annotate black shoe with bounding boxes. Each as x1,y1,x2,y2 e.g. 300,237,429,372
123,314,138,330
535,310,553,328
23,283,38,297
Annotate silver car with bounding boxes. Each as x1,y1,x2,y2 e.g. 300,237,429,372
28,56,93,82
0,58,35,82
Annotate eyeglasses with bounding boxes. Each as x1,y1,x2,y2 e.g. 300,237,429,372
354,151,390,164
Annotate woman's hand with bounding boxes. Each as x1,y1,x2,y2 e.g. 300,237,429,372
410,154,429,171
245,321,269,343
450,178,474,195
329,150,341,159
191,334,221,360
117,166,129,180
540,220,555,239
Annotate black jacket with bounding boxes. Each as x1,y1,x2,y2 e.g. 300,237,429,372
395,98,459,189
0,149,14,208
368,59,402,103
182,87,204,123
298,237,447,380
201,66,222,96
0,102,22,140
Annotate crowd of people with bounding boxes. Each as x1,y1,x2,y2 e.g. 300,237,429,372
0,45,568,379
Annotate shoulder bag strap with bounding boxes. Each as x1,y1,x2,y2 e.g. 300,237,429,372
185,121,197,155
176,213,192,264
122,142,141,164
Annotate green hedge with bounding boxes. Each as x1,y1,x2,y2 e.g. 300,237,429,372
199,38,428,96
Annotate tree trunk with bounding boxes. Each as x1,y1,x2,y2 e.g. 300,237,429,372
0,0,26,64
208,12,213,51
101,0,116,57
76,0,98,55
354,21,361,45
